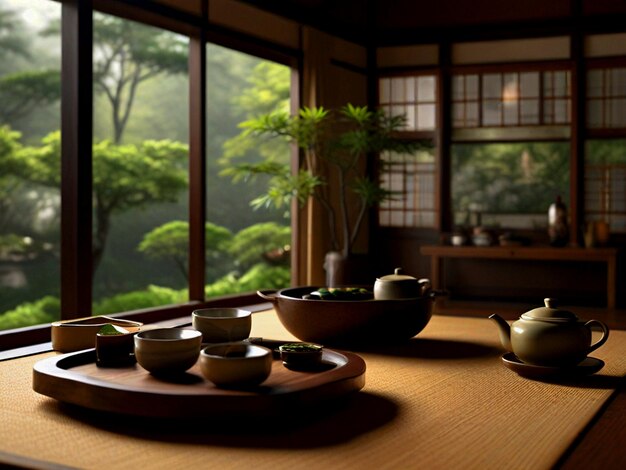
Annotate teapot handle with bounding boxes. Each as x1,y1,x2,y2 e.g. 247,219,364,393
585,319,610,354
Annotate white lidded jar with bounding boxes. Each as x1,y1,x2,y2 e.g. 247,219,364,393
548,195,569,247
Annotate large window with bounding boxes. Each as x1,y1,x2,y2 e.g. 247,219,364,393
0,0,61,330
377,65,576,233
451,67,571,230
0,3,293,332
91,13,190,313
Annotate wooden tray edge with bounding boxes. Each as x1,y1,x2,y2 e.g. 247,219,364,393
32,348,366,418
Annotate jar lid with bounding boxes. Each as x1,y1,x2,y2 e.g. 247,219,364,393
378,267,416,282
520,298,579,322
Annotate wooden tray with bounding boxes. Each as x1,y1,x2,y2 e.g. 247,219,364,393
32,340,366,418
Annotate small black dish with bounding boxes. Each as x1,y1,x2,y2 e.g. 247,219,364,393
279,342,324,370
95,325,136,367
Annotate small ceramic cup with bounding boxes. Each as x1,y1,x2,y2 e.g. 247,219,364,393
96,324,135,367
192,308,252,343
134,328,202,375
199,342,272,388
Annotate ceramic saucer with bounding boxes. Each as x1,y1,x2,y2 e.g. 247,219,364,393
501,352,604,378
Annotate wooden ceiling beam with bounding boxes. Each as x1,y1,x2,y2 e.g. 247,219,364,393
237,1,626,47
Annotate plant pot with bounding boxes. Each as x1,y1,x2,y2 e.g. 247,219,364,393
324,251,374,287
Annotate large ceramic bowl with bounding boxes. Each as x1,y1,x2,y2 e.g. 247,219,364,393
257,285,439,345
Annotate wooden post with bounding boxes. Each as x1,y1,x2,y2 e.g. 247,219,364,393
61,0,93,318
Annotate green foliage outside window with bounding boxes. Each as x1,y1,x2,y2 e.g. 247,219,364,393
1,130,189,276
451,142,570,227
586,139,626,164
138,221,234,282
228,222,291,271
0,3,292,330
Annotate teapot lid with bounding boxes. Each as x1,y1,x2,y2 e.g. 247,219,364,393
378,267,416,282
521,298,579,322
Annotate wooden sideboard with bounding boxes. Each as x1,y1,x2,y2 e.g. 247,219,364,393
420,245,619,309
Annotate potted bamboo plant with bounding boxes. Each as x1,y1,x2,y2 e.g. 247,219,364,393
224,104,417,285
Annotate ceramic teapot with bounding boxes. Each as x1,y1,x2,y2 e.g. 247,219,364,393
489,298,609,367
374,268,431,300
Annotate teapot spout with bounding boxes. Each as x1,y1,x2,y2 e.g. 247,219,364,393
488,314,513,352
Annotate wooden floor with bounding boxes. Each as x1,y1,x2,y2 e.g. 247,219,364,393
435,299,626,330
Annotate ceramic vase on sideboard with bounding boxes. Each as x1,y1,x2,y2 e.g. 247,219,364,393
324,251,373,287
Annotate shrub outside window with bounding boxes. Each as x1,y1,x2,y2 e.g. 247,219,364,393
0,0,61,331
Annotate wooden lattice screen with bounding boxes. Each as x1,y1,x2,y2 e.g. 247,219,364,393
378,152,436,228
585,163,626,233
